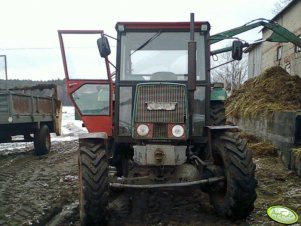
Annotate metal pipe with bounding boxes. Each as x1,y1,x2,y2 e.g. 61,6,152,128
110,176,225,189
190,155,207,166
188,13,197,137
188,13,196,92
190,13,195,41
4,55,7,91
210,59,235,70
117,175,150,182
0,55,8,90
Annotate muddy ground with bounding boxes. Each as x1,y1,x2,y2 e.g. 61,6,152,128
0,139,301,226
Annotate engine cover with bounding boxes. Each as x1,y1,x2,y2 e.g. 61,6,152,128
133,145,187,166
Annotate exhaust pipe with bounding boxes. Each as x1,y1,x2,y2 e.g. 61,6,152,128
188,13,197,136
188,13,196,92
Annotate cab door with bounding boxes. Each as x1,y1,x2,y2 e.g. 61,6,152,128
58,30,113,136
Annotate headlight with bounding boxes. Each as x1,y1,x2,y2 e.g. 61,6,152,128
172,125,184,138
136,124,149,136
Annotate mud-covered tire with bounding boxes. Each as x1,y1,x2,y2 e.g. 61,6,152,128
34,125,51,156
78,140,109,226
209,101,226,126
209,131,257,219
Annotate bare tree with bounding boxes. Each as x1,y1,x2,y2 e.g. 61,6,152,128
211,52,248,94
272,0,292,14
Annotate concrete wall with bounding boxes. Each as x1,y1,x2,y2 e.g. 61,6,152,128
291,148,301,177
230,111,301,177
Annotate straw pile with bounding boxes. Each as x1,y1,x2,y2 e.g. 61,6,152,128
226,66,301,118
240,132,278,157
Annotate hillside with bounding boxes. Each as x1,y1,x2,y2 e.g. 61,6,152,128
0,79,72,106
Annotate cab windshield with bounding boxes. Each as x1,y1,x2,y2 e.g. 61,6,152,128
119,32,206,81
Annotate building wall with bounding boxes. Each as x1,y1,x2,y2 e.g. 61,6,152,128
248,0,301,78
247,43,262,78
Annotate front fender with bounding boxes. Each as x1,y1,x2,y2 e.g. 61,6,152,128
78,132,108,140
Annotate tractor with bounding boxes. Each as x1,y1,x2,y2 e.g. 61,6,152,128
58,14,258,225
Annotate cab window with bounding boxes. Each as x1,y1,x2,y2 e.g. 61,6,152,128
72,84,110,115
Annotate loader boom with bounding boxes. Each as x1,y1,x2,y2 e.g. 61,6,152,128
210,19,301,55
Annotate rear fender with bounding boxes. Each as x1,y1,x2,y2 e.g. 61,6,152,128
205,125,239,161
210,87,227,101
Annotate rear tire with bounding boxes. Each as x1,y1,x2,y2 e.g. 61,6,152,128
209,131,257,219
78,140,109,226
209,101,226,125
34,125,51,156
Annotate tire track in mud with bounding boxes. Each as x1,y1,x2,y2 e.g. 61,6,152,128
0,141,79,226
59,155,301,226
0,154,41,225
1,140,301,226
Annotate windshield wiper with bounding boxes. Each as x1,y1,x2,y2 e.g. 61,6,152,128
130,31,162,56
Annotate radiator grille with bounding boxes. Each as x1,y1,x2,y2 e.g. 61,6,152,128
135,84,186,123
153,123,167,138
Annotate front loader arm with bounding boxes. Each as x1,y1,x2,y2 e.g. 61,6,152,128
209,20,265,45
263,21,301,47
210,19,301,55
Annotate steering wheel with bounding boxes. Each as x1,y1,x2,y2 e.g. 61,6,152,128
151,71,177,80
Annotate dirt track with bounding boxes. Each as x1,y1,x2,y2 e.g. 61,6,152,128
0,140,301,226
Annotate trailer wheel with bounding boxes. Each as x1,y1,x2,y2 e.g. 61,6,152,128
209,131,257,219
0,135,12,142
209,101,226,125
34,125,51,156
79,140,109,226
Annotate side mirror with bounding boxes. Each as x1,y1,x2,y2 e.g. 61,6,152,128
232,40,243,60
97,36,111,58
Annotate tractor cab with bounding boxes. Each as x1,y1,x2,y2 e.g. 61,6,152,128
106,21,211,143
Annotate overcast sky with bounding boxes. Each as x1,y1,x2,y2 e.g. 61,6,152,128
0,0,281,80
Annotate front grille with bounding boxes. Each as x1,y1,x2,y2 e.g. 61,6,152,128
153,123,167,138
135,83,186,124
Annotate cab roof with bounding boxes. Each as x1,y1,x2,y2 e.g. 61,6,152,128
115,21,211,32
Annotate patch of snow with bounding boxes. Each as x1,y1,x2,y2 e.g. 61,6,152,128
0,106,87,153
52,106,88,142
0,142,32,151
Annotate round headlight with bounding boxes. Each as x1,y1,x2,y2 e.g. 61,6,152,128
137,124,149,136
172,125,184,138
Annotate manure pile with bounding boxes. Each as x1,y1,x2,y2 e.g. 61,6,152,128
226,66,301,118
240,132,278,157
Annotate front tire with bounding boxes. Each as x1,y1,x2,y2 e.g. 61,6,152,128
209,131,257,219
34,124,51,155
78,139,109,226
